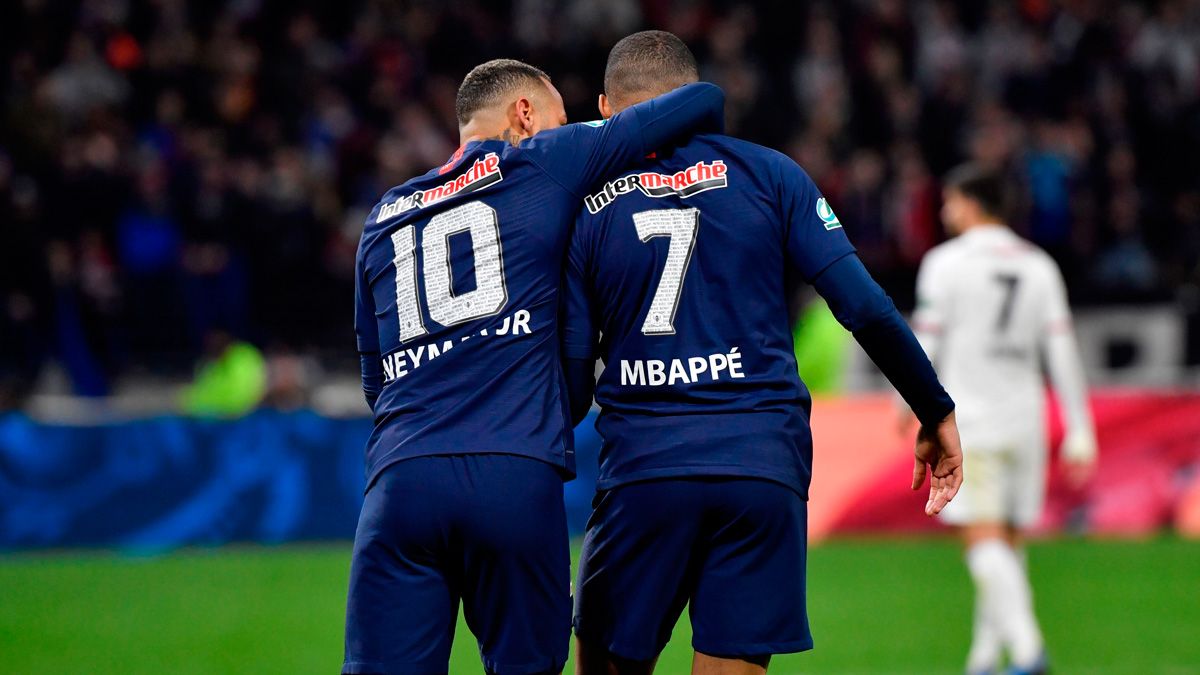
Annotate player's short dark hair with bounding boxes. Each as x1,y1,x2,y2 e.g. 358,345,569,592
604,30,698,106
455,59,551,127
943,163,1007,219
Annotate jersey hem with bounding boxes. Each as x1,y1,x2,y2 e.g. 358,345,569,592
480,655,569,675
343,659,444,674
596,466,808,499
692,636,814,658
366,450,574,493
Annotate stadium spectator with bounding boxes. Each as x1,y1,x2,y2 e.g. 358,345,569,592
1,0,1197,388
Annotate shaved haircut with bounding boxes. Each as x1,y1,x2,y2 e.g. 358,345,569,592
604,30,699,109
456,59,551,126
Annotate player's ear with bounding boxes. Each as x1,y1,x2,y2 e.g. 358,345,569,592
511,96,536,136
598,94,614,119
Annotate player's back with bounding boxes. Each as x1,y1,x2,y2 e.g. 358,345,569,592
565,134,855,495
354,81,725,488
356,141,579,486
915,227,1067,447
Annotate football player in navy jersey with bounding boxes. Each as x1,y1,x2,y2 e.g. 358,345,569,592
560,32,963,675
345,58,724,675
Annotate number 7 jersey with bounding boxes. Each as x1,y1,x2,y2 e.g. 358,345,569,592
353,82,726,489
561,135,855,497
912,225,1075,451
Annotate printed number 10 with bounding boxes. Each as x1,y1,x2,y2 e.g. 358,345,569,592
391,201,509,343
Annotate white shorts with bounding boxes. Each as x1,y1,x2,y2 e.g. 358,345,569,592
939,445,1047,528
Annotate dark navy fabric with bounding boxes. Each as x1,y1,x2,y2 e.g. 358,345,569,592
561,135,855,497
354,83,723,489
573,477,811,660
812,254,953,426
343,454,570,675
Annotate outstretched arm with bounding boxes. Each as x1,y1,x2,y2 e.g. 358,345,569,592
778,159,961,515
620,81,725,158
812,254,963,515
897,251,949,431
527,82,725,195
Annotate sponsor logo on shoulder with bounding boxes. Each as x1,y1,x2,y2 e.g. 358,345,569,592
815,197,842,230
376,153,503,223
585,160,729,214
582,119,607,128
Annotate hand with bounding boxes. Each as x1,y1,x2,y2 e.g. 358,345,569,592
912,410,964,517
1060,430,1098,489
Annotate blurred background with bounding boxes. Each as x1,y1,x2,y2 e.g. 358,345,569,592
1,0,1198,673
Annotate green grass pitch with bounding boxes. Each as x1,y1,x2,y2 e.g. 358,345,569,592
1,538,1197,674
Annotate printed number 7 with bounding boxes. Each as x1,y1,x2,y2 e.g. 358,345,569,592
994,273,1020,333
634,208,700,335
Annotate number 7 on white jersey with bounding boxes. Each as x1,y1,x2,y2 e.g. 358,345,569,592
634,208,700,335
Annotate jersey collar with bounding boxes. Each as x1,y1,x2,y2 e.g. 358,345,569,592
962,224,1012,240
438,143,474,175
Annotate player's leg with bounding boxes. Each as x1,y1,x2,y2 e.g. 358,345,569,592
688,478,811,674
941,447,1010,673
999,444,1050,674
456,454,572,675
574,639,657,675
965,581,1002,675
573,479,706,675
955,447,1045,675
343,458,459,675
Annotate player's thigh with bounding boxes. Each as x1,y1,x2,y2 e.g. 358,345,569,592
574,479,706,664
939,448,1007,526
456,454,571,675
691,651,769,675
575,637,658,675
1008,441,1048,528
690,479,812,659
343,459,459,674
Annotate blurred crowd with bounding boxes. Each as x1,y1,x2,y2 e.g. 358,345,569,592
1,0,1199,402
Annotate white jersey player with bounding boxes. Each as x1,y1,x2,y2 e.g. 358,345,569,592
911,164,1097,675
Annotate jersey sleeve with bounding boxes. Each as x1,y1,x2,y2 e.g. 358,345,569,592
813,253,955,427
1041,257,1073,333
780,160,856,282
560,216,599,360
1040,259,1097,460
355,247,379,354
525,82,725,196
354,245,383,410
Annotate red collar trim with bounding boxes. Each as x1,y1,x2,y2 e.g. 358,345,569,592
438,144,469,175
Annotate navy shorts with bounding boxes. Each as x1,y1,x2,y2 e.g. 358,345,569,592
573,477,810,661
343,454,570,675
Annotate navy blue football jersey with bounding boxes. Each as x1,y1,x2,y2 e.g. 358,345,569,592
354,83,724,488
561,134,855,496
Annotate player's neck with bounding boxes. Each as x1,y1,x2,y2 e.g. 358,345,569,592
459,120,523,148
961,221,1007,234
